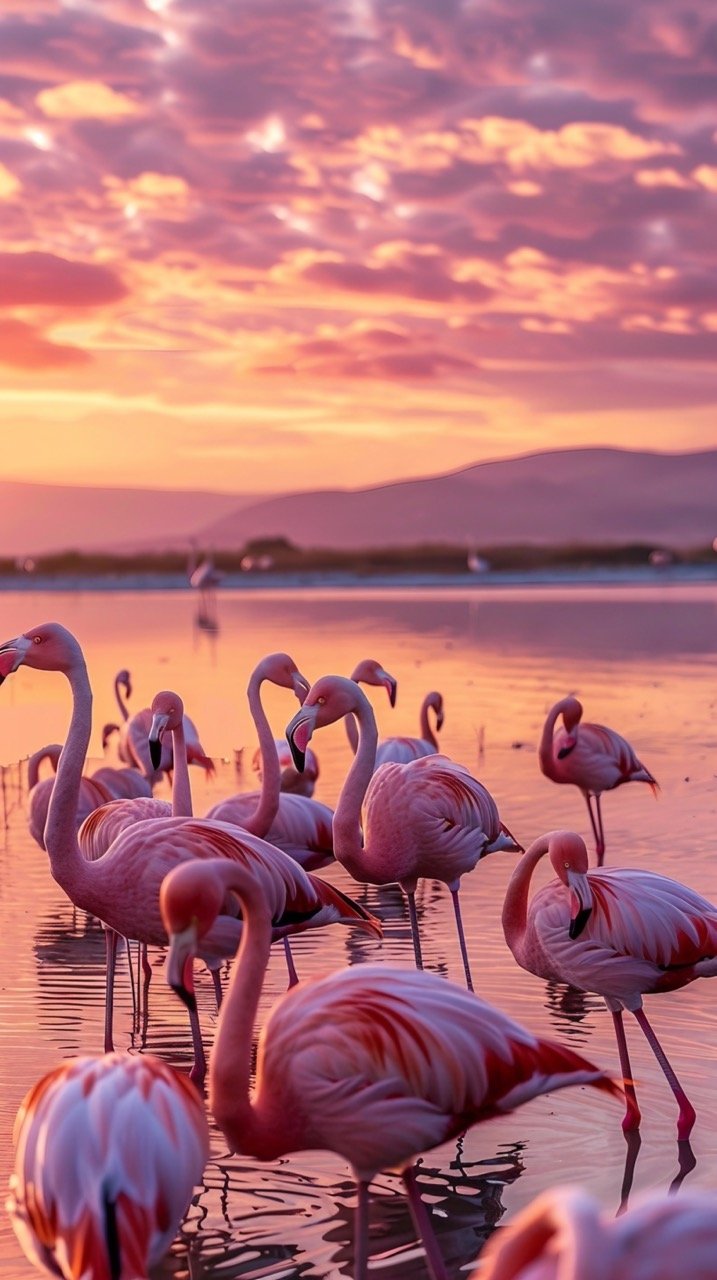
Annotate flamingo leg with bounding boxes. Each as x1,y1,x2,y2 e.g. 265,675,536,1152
401,1166,449,1280
611,1010,641,1131
593,793,607,865
188,1003,207,1086
283,936,299,988
632,1008,696,1139
354,1179,370,1280
449,887,474,991
126,934,138,1031
141,943,152,1012
104,928,119,1053
617,1129,641,1216
405,891,424,970
583,792,604,865
211,967,223,1010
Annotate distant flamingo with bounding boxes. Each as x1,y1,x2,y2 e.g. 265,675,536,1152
8,1052,208,1280
188,542,223,629
539,696,657,864
27,744,113,850
253,737,320,797
502,829,717,1139
206,653,335,870
375,690,444,767
286,676,521,989
0,624,381,1080
161,856,619,1280
112,663,214,786
477,1186,717,1280
344,656,398,756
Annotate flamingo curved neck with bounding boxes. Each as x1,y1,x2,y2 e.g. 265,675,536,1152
420,696,438,748
44,661,95,903
538,699,571,779
242,667,281,836
333,695,380,881
501,834,551,963
114,674,130,722
27,744,61,789
344,711,359,755
170,721,193,817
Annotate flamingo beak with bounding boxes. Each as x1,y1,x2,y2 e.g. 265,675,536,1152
149,712,169,770
567,870,593,939
166,923,198,1012
435,709,445,731
0,635,30,684
384,675,398,708
286,704,318,772
557,734,577,760
292,672,311,705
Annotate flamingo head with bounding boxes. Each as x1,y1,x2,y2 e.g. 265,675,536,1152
426,691,444,730
0,622,83,683
286,675,366,771
116,668,132,698
149,690,186,769
548,831,593,939
256,653,311,704
101,722,120,750
350,658,398,707
161,861,225,1010
556,697,582,758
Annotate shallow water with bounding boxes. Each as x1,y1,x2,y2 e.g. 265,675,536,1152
0,584,716,1278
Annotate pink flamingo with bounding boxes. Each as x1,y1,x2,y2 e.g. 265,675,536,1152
26,744,113,849
252,737,320,797
375,690,444,767
89,762,152,801
206,652,334,871
502,828,717,1139
112,665,214,786
286,676,521,989
539,696,657,864
161,856,619,1280
0,624,381,1080
476,1186,717,1279
344,657,398,756
8,1052,208,1280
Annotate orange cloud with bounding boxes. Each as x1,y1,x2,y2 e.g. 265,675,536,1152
36,80,143,121
0,161,20,198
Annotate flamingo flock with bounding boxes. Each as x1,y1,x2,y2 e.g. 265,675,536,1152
0,616,714,1280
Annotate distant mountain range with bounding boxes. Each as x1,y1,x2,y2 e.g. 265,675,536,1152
3,448,716,557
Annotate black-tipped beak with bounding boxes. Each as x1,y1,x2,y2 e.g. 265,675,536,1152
557,744,575,759
387,677,397,708
0,638,26,685
167,925,198,1010
171,980,197,1013
569,905,592,939
292,672,311,705
287,729,305,773
149,712,168,769
286,705,316,773
149,737,162,769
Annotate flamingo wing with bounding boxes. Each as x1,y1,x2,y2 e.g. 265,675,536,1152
375,736,435,767
78,797,172,860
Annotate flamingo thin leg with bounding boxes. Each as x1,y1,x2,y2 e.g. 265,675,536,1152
211,967,223,1010
402,1166,449,1280
354,1179,370,1280
583,792,604,865
594,793,607,865
611,1009,641,1131
283,936,299,988
104,928,119,1053
126,935,138,1031
632,1007,696,1139
188,1003,207,1086
405,891,424,970
450,887,474,991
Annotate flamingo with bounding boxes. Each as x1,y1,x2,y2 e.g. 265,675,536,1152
206,652,334,871
111,664,214,787
253,737,320,798
89,762,152,801
26,744,115,850
0,623,381,1080
343,657,398,756
539,696,657,864
8,1052,209,1280
502,829,717,1139
375,690,444,767
160,856,620,1280
476,1186,717,1279
286,675,521,989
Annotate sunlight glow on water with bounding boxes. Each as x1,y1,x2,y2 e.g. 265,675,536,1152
0,584,716,1277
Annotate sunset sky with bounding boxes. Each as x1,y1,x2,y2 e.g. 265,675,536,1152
1,0,716,495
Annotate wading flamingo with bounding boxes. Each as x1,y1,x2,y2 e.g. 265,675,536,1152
112,665,214,787
8,1053,208,1280
206,653,334,871
0,624,380,1080
476,1186,717,1280
286,676,521,989
375,690,444,767
27,744,113,850
161,856,619,1280
344,657,398,756
502,829,717,1139
539,696,657,864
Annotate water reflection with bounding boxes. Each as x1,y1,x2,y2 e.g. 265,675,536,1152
544,980,602,1043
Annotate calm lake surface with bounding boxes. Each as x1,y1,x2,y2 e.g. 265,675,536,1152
0,584,716,1278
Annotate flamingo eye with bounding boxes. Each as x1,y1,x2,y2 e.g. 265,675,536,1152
33,636,42,645
317,696,326,705
564,861,570,868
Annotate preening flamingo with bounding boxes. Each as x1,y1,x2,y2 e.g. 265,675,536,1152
344,657,398,755
0,624,380,1080
502,829,717,1139
8,1053,208,1280
26,744,113,850
375,690,444,767
286,675,521,989
476,1185,717,1280
206,652,334,870
161,856,619,1280
539,696,657,864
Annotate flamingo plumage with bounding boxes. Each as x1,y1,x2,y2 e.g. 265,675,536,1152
8,1052,209,1280
0,624,380,1081
161,856,619,1280
476,1186,717,1280
253,736,320,797
375,690,444,767
286,675,521,989
502,829,717,1139
26,744,113,850
539,696,657,864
